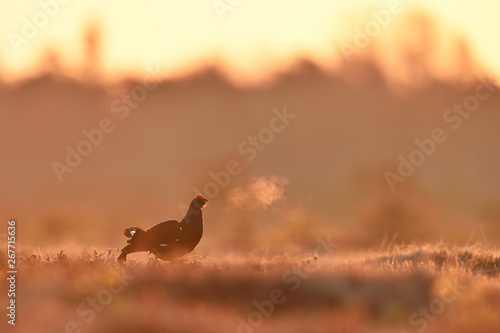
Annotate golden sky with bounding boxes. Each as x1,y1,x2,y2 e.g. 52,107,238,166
1,0,499,83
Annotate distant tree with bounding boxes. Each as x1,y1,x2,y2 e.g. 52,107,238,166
393,11,477,85
82,19,103,82
39,48,64,78
396,12,437,86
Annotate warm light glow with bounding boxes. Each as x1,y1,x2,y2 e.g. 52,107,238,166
0,0,499,83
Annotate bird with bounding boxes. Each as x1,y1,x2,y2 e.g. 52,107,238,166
117,195,209,262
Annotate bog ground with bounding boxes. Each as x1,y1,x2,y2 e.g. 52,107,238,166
2,4,500,333
1,244,499,333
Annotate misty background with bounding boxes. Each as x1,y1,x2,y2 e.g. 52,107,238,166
1,6,500,255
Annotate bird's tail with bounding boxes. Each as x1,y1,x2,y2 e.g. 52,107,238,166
123,227,145,243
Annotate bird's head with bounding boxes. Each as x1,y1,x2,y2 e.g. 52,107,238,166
192,194,209,209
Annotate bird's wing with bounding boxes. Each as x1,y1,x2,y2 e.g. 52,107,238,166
147,220,181,247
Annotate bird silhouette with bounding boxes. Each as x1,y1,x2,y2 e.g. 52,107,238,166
117,195,208,261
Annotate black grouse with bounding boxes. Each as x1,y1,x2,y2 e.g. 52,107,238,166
117,195,208,262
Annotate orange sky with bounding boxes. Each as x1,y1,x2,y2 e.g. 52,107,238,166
0,0,499,84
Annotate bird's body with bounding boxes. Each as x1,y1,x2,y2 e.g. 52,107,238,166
118,195,208,261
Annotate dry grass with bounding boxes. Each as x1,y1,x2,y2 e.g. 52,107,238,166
1,244,500,333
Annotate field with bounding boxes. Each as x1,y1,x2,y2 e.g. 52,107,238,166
2,2,500,333
2,244,500,333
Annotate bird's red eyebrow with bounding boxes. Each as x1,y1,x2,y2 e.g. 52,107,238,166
196,194,206,200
